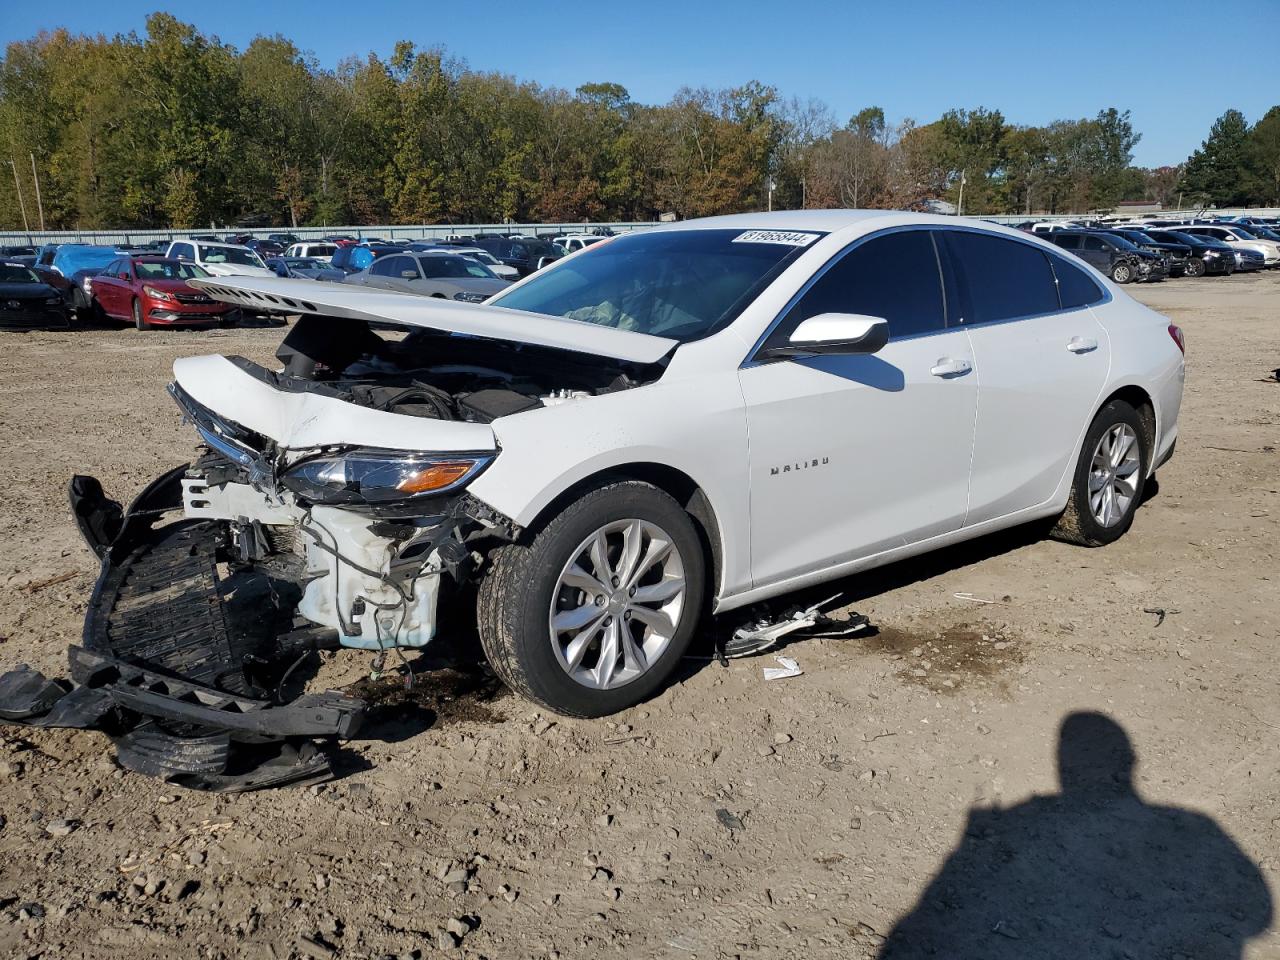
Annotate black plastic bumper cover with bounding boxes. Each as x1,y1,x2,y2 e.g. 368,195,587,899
0,471,367,792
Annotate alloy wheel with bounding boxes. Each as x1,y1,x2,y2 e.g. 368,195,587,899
549,518,686,689
1088,423,1140,527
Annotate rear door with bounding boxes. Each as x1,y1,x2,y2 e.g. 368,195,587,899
943,230,1111,525
738,228,978,587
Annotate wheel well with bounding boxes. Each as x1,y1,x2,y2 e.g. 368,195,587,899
526,463,724,595
1101,385,1156,455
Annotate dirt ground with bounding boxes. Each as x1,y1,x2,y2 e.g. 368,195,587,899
1,272,1278,960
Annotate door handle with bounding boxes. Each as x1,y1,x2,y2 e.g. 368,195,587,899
1066,337,1098,354
930,357,972,378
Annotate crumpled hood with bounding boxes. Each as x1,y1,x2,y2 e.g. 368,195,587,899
188,276,677,364
172,354,496,454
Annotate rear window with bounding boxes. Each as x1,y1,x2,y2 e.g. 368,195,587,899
943,231,1059,323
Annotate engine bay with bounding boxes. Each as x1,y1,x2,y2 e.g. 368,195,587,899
247,314,665,424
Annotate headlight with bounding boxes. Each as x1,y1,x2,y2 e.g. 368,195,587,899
280,449,492,507
1203,251,1219,258
45,296,63,305
452,291,487,303
144,285,176,302
81,277,93,292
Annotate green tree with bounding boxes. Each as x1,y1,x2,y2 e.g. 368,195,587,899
1180,109,1253,207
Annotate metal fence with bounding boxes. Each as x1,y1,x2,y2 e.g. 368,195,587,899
0,221,659,247
5,209,1280,246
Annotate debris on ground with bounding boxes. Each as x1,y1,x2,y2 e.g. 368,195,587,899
724,594,869,659
762,656,803,681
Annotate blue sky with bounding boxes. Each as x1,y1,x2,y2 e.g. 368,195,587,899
3,0,1277,168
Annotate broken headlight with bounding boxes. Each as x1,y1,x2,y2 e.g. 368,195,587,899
280,449,492,506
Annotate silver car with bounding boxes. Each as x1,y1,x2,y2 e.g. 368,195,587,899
344,251,510,302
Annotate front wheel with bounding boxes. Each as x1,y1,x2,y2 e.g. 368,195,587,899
1185,258,1206,278
1051,399,1149,547
1111,262,1133,284
132,299,149,330
477,481,706,717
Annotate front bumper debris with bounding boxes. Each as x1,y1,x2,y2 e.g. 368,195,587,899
0,468,367,793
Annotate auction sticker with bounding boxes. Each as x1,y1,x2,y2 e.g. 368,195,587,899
732,230,820,247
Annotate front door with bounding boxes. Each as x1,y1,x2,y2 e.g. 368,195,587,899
738,228,978,589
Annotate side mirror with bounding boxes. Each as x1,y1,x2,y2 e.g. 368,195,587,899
760,313,890,360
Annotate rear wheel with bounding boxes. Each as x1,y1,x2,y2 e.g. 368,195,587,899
132,299,149,330
1110,262,1133,284
477,481,705,717
1051,399,1149,547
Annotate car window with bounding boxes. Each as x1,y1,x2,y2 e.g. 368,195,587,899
943,231,1060,323
492,228,814,342
770,230,946,343
1050,234,1080,250
1049,255,1104,309
369,256,400,277
1082,236,1109,251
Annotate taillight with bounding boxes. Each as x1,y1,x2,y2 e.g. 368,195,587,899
1168,323,1185,354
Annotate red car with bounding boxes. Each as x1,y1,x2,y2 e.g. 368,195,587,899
90,256,238,329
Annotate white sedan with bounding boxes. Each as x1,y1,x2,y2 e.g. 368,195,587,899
94,211,1184,718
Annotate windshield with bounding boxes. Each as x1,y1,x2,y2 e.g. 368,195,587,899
1104,234,1141,252
198,245,264,267
0,263,40,283
135,260,209,280
419,256,498,280
490,228,820,341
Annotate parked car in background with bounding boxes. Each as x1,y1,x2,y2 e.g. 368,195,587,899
552,234,606,253
284,242,337,263
89,256,237,329
0,260,71,330
313,244,399,281
34,243,62,268
0,245,36,259
245,238,285,258
1178,225,1280,267
343,251,511,301
472,236,564,276
120,211,1184,717
1101,229,1190,277
447,246,520,280
266,256,331,280
189,235,221,242
164,240,275,278
268,233,301,247
1142,230,1235,277
1047,231,1166,283
51,244,120,314
1232,248,1266,272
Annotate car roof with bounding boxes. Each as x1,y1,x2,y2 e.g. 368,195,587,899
179,238,254,250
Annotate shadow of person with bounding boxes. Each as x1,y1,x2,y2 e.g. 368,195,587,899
878,712,1272,959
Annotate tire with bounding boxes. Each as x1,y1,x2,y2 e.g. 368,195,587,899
1051,399,1149,547
132,299,149,330
1110,262,1133,284
1185,258,1206,278
477,481,706,717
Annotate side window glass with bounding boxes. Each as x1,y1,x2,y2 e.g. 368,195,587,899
370,256,398,276
1051,234,1080,250
944,231,1059,323
400,257,421,279
769,230,946,345
1082,236,1107,251
1050,256,1104,309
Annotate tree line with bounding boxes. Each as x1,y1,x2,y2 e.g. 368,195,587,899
1,14,1278,232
